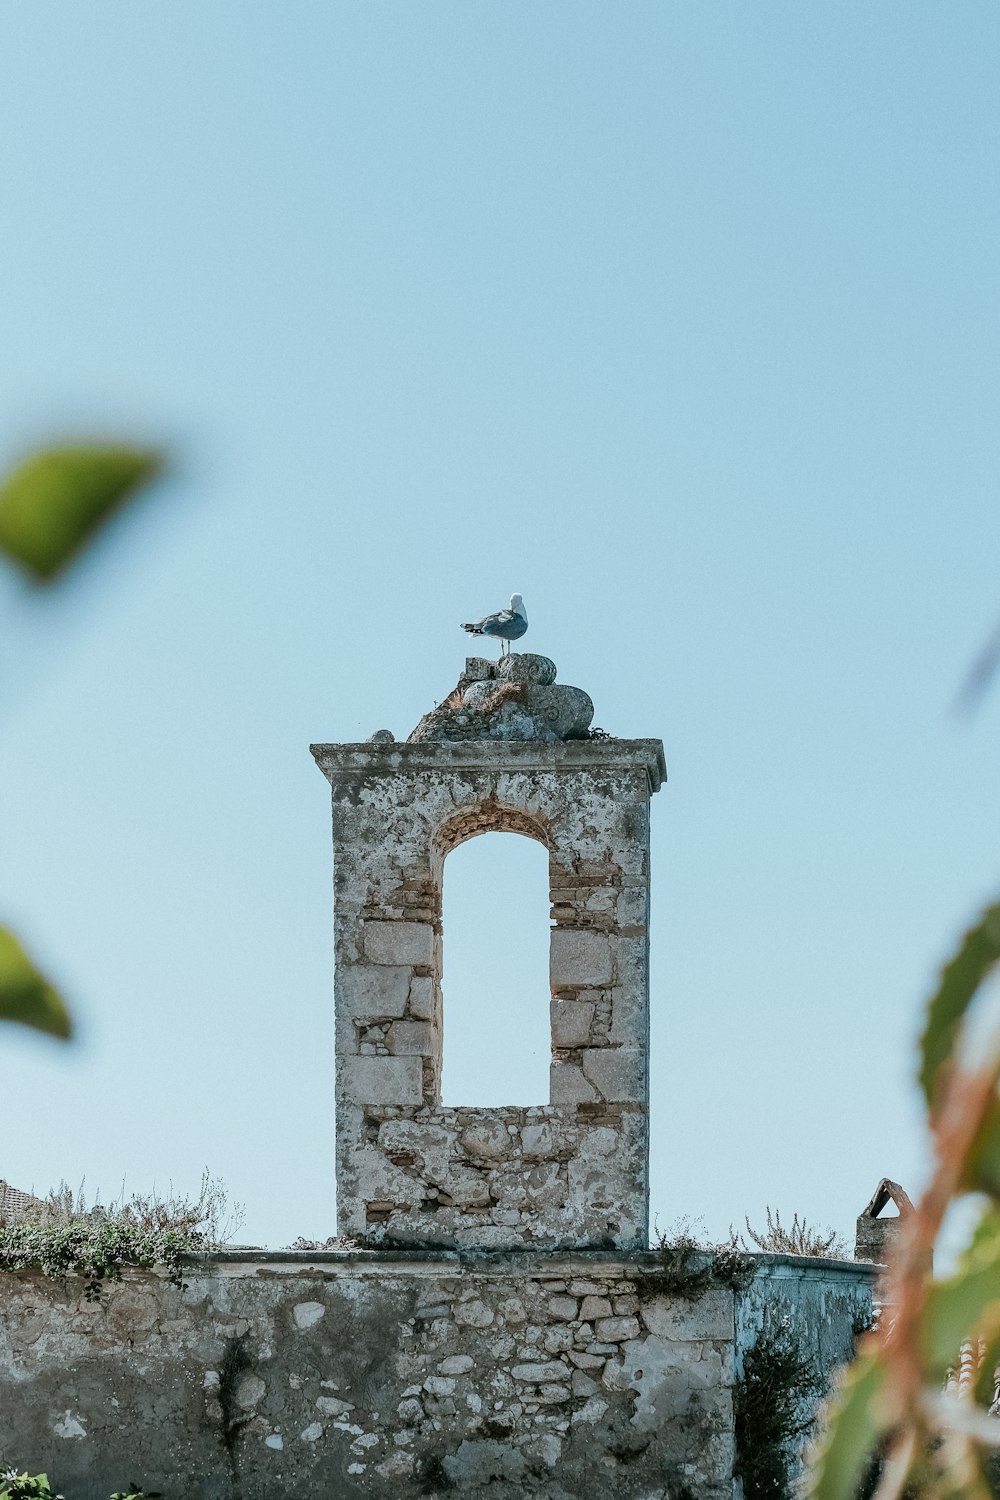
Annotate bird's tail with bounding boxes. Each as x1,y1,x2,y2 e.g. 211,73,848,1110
461,622,482,635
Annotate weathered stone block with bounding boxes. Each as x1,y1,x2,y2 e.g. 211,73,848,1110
377,1119,452,1183
386,1020,435,1056
544,1325,574,1353
610,932,647,992
407,976,435,1020
339,964,411,1020
292,1301,325,1330
363,921,434,967
520,1122,553,1158
580,1046,646,1103
550,998,595,1048
549,1060,599,1104
579,1295,612,1321
511,1360,571,1383
568,1349,606,1370
453,1298,494,1328
338,1055,423,1105
460,1117,512,1162
641,1288,733,1342
594,1315,641,1342
438,1166,491,1208
608,988,646,1046
523,1161,564,1205
550,929,613,989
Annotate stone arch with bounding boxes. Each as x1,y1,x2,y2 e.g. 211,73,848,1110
433,801,552,860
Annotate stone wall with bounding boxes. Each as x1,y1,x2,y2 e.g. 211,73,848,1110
311,737,666,1249
734,1253,874,1484
0,1251,875,1500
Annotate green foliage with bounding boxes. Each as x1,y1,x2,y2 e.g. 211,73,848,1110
735,1318,824,1500
743,1208,847,1260
0,928,71,1040
0,1215,194,1301
0,1477,63,1500
920,1208,1000,1376
0,1172,242,1301
714,1237,758,1292
807,898,1000,1500
0,438,165,1047
808,1352,889,1500
640,1221,755,1300
919,901,1000,1112
0,444,161,582
0,1477,161,1500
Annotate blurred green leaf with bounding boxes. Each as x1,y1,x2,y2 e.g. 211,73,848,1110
807,1350,889,1500
0,444,161,581
965,1097,1000,1196
0,927,71,1039
920,1221,1000,1376
919,902,1000,1112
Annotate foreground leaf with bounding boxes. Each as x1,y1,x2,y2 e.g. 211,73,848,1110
920,1215,1000,1377
0,444,161,581
919,903,1000,1113
964,1096,1000,1197
0,928,71,1038
807,1349,890,1500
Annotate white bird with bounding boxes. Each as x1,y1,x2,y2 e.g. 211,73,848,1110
461,593,528,658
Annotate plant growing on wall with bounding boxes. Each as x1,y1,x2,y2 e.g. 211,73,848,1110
0,1476,161,1500
0,1172,241,1299
639,1221,755,1300
743,1209,847,1260
735,1317,824,1500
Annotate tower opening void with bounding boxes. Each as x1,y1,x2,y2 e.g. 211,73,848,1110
440,831,551,1108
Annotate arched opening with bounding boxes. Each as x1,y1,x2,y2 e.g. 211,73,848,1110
440,831,551,1107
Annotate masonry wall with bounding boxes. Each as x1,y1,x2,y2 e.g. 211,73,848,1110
312,739,665,1250
0,1252,874,1500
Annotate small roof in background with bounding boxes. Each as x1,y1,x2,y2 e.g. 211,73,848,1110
859,1178,914,1221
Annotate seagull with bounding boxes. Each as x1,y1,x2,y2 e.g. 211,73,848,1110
461,593,528,658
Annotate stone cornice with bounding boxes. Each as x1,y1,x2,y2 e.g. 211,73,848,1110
310,738,667,795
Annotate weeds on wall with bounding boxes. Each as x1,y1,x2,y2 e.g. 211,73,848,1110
734,1317,824,1500
0,1172,241,1300
0,1476,160,1500
743,1208,848,1260
638,1220,755,1300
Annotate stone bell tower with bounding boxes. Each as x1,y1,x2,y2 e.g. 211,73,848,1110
312,652,665,1250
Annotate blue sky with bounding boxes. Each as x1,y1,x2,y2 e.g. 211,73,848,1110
1,4,998,1250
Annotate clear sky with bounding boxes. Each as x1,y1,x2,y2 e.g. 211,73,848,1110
2,4,999,1251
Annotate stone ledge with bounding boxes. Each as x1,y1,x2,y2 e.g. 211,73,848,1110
179,1247,880,1282
311,737,667,793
